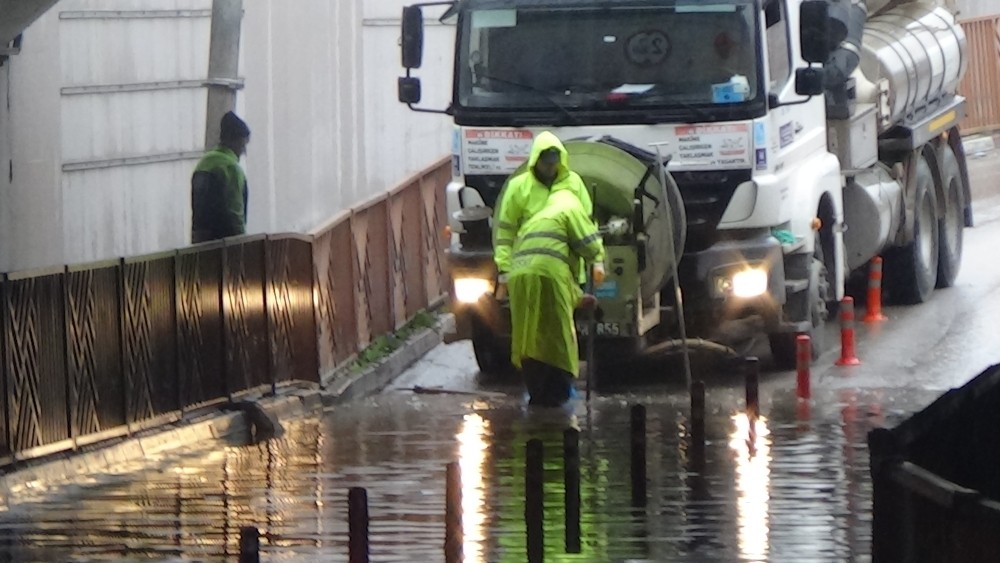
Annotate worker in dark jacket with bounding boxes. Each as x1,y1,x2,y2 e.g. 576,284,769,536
191,111,250,243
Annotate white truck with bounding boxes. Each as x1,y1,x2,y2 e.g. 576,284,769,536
398,0,971,372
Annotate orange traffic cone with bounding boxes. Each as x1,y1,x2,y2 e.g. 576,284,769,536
864,257,888,323
836,297,862,366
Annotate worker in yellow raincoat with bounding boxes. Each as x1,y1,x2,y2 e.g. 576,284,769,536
494,131,593,286
507,155,606,407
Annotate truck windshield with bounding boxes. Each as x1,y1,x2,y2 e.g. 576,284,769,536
455,2,762,124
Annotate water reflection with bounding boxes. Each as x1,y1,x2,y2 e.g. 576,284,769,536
729,413,772,562
457,410,490,562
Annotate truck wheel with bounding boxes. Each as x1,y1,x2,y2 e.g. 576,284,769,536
472,323,512,377
769,256,829,370
886,155,939,304
936,146,964,288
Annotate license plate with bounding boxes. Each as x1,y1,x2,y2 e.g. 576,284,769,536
576,322,622,336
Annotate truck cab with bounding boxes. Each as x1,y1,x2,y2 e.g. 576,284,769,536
399,0,970,373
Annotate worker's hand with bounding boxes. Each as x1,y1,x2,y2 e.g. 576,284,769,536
495,272,508,300
578,293,598,311
591,262,606,287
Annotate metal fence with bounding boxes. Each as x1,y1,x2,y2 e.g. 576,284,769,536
0,156,451,466
312,157,452,377
868,363,1000,562
959,15,1000,133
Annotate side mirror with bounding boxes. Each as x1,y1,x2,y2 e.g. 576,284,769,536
398,76,422,104
800,0,831,64
795,68,825,96
401,6,424,69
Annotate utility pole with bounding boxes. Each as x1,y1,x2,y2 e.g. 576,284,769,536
204,0,244,148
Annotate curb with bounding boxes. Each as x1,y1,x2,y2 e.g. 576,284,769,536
0,314,452,491
322,320,448,405
964,134,996,155
0,393,313,501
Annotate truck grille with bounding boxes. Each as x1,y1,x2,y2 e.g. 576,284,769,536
673,169,751,253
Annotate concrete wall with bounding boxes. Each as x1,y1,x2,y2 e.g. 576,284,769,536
0,0,455,271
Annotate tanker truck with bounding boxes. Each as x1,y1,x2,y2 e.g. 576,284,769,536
397,0,972,374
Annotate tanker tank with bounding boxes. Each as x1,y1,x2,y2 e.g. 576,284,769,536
857,4,967,130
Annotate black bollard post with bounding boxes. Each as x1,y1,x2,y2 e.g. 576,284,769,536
690,381,706,472
745,357,760,421
348,487,369,563
445,462,464,563
526,439,545,563
238,526,260,563
564,428,581,554
631,404,647,507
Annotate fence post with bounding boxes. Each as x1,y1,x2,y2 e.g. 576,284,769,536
564,428,581,553
745,357,760,420
238,526,259,563
690,381,706,471
445,462,463,563
348,487,369,563
631,404,647,507
526,439,544,563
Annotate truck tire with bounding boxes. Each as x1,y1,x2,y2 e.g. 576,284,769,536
886,155,939,304
769,256,829,370
472,322,513,377
936,145,964,288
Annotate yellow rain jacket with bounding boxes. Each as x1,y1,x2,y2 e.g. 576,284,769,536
508,186,605,377
494,131,593,282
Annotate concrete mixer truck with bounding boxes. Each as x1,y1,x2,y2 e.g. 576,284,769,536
397,0,972,375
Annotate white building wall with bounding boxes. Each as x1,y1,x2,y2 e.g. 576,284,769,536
361,3,455,199
5,10,64,271
58,4,211,264
956,0,999,19
241,0,365,234
1,0,455,272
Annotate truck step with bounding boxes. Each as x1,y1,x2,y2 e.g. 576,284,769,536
785,279,809,293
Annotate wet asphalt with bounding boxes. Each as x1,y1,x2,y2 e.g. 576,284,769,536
1,148,999,561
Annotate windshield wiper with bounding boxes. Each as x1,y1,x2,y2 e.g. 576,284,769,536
475,73,580,125
604,87,719,123
671,101,716,122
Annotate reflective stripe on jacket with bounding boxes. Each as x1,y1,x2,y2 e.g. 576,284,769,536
510,190,604,282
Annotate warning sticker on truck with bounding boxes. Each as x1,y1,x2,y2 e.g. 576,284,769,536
462,129,534,174
671,123,751,170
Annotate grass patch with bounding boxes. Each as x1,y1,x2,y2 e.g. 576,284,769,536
348,310,438,373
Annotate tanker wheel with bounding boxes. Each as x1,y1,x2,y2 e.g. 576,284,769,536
471,321,512,378
769,255,829,370
886,154,939,304
936,145,964,288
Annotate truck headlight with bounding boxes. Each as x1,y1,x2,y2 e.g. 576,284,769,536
731,268,769,298
454,277,492,304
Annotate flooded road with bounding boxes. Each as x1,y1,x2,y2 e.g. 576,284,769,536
0,383,941,562
1,150,999,562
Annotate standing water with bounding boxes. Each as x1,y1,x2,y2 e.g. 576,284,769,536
0,383,936,562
